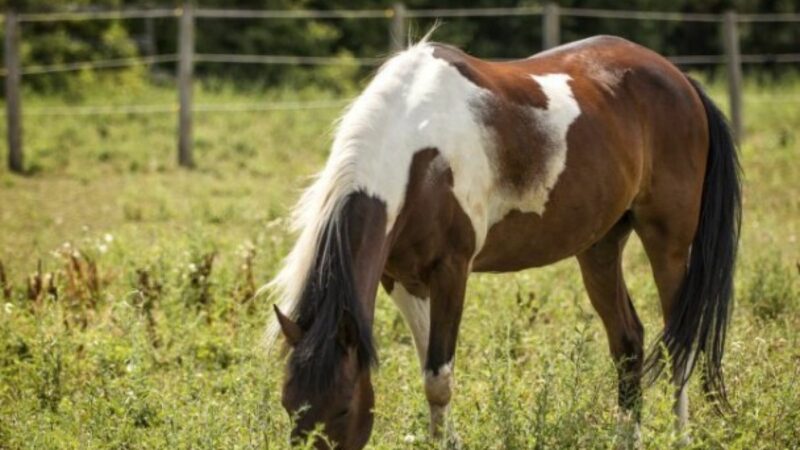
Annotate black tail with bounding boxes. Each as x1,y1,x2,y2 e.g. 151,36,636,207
644,77,742,406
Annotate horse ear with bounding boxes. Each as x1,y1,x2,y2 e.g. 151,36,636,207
274,305,303,346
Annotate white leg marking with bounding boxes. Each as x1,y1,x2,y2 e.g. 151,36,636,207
389,284,430,368
671,349,694,446
675,383,689,431
673,357,692,444
425,362,454,438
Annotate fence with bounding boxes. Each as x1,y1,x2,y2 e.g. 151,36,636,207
3,3,800,173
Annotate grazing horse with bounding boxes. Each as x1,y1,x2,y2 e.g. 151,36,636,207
267,35,740,449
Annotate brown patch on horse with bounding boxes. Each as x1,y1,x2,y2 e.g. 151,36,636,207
432,42,558,194
385,147,476,301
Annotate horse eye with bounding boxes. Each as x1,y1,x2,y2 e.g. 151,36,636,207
333,408,349,420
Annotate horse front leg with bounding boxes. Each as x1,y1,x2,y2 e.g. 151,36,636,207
424,256,470,440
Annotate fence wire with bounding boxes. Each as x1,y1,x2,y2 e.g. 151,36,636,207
559,7,719,22
11,6,800,22
17,8,178,22
5,51,799,77
10,94,798,118
407,6,542,18
15,99,353,117
194,8,390,19
194,54,382,66
0,55,178,76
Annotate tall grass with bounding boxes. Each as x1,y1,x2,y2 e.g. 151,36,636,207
0,76,799,448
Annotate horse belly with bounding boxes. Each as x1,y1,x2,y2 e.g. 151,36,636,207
472,144,640,272
472,208,611,272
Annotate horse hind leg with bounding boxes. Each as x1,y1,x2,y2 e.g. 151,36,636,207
576,215,644,443
632,207,695,440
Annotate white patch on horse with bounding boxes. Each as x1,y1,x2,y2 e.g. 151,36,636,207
479,73,581,222
425,362,453,397
674,349,694,440
425,361,454,436
509,73,581,216
322,43,495,241
582,57,628,96
306,43,497,247
389,284,430,367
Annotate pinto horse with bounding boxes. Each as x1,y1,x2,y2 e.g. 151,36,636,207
267,35,740,449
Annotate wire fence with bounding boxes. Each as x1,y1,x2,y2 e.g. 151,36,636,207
13,95,800,117
3,3,800,171
13,99,353,117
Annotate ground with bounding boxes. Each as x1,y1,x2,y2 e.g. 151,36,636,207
0,75,798,449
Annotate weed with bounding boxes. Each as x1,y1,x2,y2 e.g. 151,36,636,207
0,260,12,300
54,245,106,329
232,241,257,308
133,268,162,347
744,256,798,321
25,260,58,311
182,251,216,311
35,340,63,413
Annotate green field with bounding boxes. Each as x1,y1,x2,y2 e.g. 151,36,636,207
1,75,798,449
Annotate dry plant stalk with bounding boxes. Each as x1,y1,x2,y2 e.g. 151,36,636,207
0,260,12,300
56,247,106,330
187,252,216,308
63,252,101,310
135,268,162,347
26,260,58,310
233,245,257,307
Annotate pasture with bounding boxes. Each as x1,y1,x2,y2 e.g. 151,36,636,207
0,75,798,448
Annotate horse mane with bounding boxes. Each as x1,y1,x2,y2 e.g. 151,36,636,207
287,193,379,393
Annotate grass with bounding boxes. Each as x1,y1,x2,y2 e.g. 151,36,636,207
0,74,799,449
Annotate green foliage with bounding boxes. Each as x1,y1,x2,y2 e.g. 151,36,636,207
744,256,799,321
2,0,799,94
0,78,798,448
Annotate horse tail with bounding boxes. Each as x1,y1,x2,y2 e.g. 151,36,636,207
644,77,742,407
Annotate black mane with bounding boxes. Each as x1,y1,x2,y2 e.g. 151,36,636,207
288,193,378,394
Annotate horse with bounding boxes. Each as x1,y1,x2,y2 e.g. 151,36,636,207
266,34,741,449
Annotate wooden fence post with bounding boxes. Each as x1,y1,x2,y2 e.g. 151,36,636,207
543,2,560,50
723,10,743,142
178,1,195,168
389,3,407,53
5,10,23,173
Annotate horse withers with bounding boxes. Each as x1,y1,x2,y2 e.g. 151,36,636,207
267,35,741,449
